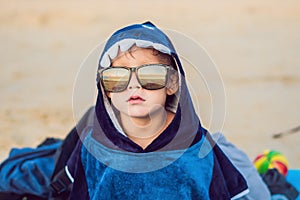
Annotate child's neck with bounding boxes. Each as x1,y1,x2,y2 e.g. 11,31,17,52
120,109,174,149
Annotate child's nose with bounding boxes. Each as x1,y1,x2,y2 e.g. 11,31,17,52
128,73,141,90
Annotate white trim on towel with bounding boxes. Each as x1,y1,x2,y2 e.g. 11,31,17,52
65,165,74,183
231,188,250,200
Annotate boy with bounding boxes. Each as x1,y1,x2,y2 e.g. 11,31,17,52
66,22,249,199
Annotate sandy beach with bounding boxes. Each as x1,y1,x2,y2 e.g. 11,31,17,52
1,0,300,168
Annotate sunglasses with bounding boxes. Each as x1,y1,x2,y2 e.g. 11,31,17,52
99,64,174,93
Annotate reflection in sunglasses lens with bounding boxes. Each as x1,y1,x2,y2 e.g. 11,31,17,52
101,65,169,92
102,68,129,92
138,65,167,90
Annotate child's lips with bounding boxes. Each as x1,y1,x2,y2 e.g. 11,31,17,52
127,95,145,104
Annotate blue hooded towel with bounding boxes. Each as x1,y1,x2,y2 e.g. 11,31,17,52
67,22,249,200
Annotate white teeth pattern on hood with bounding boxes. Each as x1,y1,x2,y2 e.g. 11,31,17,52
99,39,171,68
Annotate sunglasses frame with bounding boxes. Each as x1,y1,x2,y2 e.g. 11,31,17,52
99,64,172,93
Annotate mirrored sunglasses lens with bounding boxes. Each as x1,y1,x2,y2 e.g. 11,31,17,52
101,68,129,92
138,65,167,90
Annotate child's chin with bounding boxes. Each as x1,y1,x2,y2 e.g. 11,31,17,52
125,106,166,120
127,111,150,119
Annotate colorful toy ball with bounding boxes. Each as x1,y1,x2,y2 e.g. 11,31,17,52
253,150,289,176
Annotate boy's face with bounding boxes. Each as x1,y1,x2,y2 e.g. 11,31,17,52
106,47,176,119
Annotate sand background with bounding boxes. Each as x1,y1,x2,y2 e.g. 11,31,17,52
1,1,300,168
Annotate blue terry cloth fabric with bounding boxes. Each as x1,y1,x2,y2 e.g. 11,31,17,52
0,139,61,198
67,21,249,200
82,130,213,199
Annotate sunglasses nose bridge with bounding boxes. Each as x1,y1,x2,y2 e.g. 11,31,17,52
127,67,141,90
129,67,137,73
